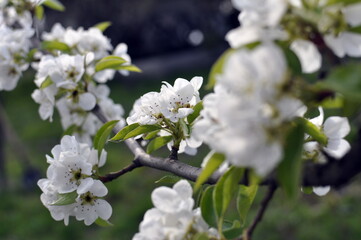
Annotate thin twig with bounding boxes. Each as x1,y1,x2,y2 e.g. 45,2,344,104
98,161,142,183
242,183,277,240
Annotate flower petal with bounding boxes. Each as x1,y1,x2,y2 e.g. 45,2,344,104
323,117,350,139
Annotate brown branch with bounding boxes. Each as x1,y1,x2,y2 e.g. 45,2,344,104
98,161,142,183
92,104,361,188
242,183,277,240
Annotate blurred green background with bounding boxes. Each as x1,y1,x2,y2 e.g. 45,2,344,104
1,0,361,239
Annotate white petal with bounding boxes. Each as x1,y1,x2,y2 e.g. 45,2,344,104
151,187,180,213
324,34,345,57
78,93,96,111
90,180,108,197
290,39,322,73
173,180,192,199
313,186,330,196
324,139,351,159
309,107,324,127
323,117,350,139
343,3,361,27
77,178,94,194
95,199,112,220
190,76,203,91
99,149,107,167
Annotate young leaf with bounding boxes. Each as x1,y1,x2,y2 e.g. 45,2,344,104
43,0,65,11
222,220,243,240
193,233,211,240
93,21,112,32
94,218,113,227
51,191,77,206
279,43,302,75
213,167,244,221
200,186,218,228
93,120,119,152
40,77,54,89
123,125,162,140
277,123,305,200
63,124,77,136
146,136,173,154
35,5,44,20
116,64,142,73
296,117,327,145
95,56,127,72
316,63,361,102
155,175,183,185
194,151,225,192
109,123,139,141
207,48,235,89
41,41,71,53
187,101,203,124
143,130,160,140
237,184,258,226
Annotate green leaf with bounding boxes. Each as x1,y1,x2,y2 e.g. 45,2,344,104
40,77,53,89
155,175,183,185
109,123,140,141
93,120,119,152
124,125,162,140
277,123,305,200
301,186,314,194
43,0,65,11
296,117,327,145
63,124,77,136
143,130,160,140
194,151,225,192
200,186,218,228
187,101,203,124
146,136,173,154
320,95,344,109
51,191,77,206
35,5,44,20
93,21,112,32
207,48,235,89
94,218,113,227
213,167,244,221
222,220,243,240
237,184,258,226
279,43,302,75
116,64,142,73
95,56,127,72
350,25,361,34
317,63,361,102
179,118,190,137
193,232,211,240
41,40,71,52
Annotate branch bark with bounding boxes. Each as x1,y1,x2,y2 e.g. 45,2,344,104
92,105,361,188
242,183,277,240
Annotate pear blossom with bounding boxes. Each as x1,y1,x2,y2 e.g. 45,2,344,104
304,108,351,162
193,43,307,176
74,180,112,226
133,180,218,240
159,77,202,122
38,136,111,225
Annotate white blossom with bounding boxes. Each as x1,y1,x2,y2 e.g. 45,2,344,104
290,39,322,73
133,180,218,240
74,180,112,226
304,108,351,162
38,136,111,226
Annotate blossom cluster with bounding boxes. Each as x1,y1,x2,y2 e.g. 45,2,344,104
38,135,112,226
133,180,218,240
0,0,36,91
227,0,361,61
127,77,203,155
192,0,354,177
32,24,129,144
194,43,307,176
